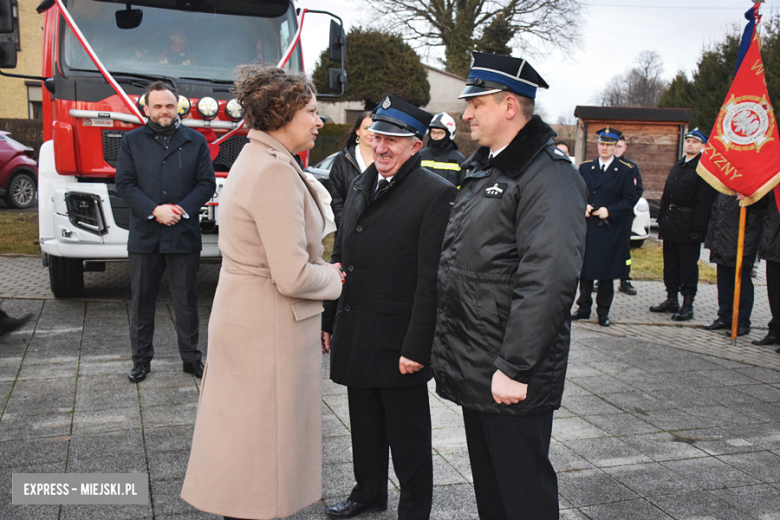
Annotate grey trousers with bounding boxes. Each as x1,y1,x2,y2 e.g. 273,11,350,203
129,252,201,364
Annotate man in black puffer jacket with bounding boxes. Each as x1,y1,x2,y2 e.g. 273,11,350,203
650,128,717,321
753,189,780,352
702,192,766,336
431,52,587,520
419,112,466,187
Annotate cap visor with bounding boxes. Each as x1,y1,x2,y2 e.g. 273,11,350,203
369,120,416,137
458,85,503,99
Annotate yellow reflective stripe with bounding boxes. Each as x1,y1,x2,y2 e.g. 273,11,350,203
626,259,632,265
421,160,461,171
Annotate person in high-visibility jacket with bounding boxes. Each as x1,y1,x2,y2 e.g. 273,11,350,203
419,112,466,187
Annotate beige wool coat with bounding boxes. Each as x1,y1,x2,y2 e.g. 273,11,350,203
181,130,342,519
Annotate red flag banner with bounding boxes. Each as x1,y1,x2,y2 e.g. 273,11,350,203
697,7,780,206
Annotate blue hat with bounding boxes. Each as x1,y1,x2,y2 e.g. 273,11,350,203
370,95,433,139
595,127,622,144
685,127,708,144
459,52,549,100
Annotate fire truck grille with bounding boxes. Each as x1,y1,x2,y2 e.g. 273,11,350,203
102,130,127,168
213,135,249,172
102,130,248,171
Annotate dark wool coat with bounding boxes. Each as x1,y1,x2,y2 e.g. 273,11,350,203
620,156,644,198
706,193,766,267
327,145,362,232
759,190,780,263
323,154,458,388
657,154,718,243
116,124,216,253
579,157,639,280
419,139,466,187
431,116,588,416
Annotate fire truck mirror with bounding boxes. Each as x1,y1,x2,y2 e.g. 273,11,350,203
328,19,345,63
329,68,346,92
0,42,17,69
0,0,13,34
116,7,143,30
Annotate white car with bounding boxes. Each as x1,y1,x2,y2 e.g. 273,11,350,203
631,197,651,247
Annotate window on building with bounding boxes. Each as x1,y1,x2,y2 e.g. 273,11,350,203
26,83,42,119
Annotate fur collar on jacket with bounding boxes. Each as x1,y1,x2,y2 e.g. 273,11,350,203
466,115,557,179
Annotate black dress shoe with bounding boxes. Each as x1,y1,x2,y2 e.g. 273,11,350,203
752,334,780,346
598,316,610,327
619,281,637,295
183,361,204,378
703,318,730,331
571,308,590,320
725,326,750,337
326,499,387,518
0,312,33,338
128,362,151,383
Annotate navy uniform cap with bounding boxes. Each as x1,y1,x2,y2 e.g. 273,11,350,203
595,127,622,144
459,51,549,100
685,127,708,144
370,95,433,139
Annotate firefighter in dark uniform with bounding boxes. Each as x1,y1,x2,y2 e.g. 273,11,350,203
615,135,643,295
572,127,639,326
650,128,717,321
322,95,458,519
419,112,466,187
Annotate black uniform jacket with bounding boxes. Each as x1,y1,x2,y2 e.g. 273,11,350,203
431,116,588,416
657,154,717,243
759,190,780,263
620,156,644,198
419,140,466,187
705,193,766,267
323,154,458,388
327,144,362,231
579,157,639,280
116,124,216,254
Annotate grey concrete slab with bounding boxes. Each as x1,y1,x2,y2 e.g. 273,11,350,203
0,438,70,469
147,450,189,481
661,457,760,489
150,479,203,517
669,427,761,456
72,406,141,435
579,498,674,519
717,451,780,483
140,403,197,428
620,432,709,462
584,413,661,436
710,484,780,518
722,422,780,450
563,437,654,467
649,491,750,520
603,462,701,496
552,416,610,441
142,424,195,454
561,394,624,416
558,468,638,507
0,411,73,441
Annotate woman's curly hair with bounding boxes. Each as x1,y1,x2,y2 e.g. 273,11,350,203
234,65,315,131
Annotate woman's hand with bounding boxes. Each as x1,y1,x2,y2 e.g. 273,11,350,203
399,356,423,374
330,263,346,284
321,331,331,354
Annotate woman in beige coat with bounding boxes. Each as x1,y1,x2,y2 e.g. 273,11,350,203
181,66,344,519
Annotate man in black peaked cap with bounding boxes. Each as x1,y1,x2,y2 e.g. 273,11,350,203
431,52,588,519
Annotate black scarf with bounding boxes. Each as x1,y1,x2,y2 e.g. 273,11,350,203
428,136,458,156
148,116,180,146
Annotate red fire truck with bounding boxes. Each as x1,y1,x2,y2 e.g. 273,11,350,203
0,0,345,297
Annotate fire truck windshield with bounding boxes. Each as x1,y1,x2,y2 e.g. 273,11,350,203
61,0,301,82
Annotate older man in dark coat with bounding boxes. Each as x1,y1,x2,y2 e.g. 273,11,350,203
572,127,639,326
322,95,457,520
116,82,216,383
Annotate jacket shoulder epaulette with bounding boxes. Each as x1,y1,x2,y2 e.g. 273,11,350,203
581,159,593,164
544,143,572,163
619,159,634,168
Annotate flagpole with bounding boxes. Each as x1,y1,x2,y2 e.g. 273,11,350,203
730,206,747,344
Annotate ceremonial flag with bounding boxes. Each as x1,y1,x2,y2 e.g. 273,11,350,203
697,3,780,206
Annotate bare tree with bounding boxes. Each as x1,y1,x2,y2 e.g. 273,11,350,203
362,0,585,77
598,51,668,107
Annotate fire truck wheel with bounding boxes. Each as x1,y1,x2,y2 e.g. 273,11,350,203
48,255,84,298
5,172,37,209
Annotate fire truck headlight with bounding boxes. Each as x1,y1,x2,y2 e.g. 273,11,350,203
137,94,146,115
178,96,191,117
225,99,243,121
197,97,219,120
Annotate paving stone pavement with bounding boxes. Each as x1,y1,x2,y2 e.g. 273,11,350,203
1,255,779,519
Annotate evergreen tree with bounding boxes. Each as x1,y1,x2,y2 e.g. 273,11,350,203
476,13,515,56
312,27,430,109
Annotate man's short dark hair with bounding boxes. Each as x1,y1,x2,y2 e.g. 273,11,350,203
493,91,534,120
144,81,178,102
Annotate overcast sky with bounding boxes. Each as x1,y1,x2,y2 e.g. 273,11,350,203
296,0,777,122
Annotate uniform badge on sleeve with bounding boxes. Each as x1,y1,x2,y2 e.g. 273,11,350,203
484,182,507,198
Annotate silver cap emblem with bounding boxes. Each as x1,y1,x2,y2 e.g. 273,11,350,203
382,97,391,110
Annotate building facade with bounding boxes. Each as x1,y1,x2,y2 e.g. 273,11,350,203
0,0,43,119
